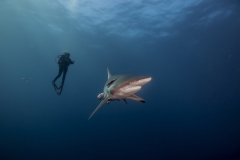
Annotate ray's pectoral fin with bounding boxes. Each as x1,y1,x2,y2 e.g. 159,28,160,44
127,94,145,103
88,97,110,120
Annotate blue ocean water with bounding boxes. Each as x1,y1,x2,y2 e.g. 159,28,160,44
0,0,240,159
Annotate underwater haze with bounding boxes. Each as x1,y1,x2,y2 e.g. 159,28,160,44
0,0,240,159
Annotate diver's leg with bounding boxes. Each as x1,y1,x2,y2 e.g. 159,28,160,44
61,67,68,85
52,67,63,93
53,67,63,83
57,68,68,95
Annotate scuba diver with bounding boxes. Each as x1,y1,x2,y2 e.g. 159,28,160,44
52,52,74,95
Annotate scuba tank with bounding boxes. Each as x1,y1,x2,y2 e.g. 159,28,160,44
55,52,70,64
55,55,62,64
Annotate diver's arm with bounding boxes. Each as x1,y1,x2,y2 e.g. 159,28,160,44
69,58,74,64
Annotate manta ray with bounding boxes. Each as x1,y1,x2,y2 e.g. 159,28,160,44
89,67,152,120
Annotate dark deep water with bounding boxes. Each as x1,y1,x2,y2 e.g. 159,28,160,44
0,0,240,160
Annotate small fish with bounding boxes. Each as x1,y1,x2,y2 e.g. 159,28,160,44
22,78,30,82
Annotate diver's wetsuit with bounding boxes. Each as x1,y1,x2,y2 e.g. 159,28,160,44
52,55,74,94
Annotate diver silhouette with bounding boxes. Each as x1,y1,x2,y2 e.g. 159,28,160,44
52,52,74,95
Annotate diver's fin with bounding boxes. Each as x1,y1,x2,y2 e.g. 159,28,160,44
127,94,145,103
88,97,110,120
57,84,64,95
52,82,59,91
